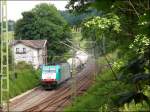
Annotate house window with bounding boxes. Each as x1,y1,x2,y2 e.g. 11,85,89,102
16,48,19,53
16,48,26,54
23,48,26,53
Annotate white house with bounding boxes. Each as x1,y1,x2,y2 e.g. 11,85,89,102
12,40,47,69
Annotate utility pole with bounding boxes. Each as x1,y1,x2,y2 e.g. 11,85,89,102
71,49,77,103
0,0,9,111
59,41,77,103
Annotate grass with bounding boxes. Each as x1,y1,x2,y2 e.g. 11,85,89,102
9,62,41,98
9,69,40,98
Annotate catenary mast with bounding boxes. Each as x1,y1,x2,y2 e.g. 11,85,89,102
0,0,9,111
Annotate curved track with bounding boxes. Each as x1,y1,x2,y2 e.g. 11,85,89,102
9,60,98,112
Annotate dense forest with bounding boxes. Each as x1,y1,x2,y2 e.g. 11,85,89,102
64,0,150,111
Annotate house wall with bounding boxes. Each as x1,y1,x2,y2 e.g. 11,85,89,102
13,43,42,69
38,49,44,66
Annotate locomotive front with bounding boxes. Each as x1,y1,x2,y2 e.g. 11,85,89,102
41,65,60,89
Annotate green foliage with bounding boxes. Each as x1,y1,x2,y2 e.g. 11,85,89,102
129,34,150,54
66,0,115,13
9,62,40,98
113,60,125,70
115,27,150,110
15,3,72,62
119,85,150,111
67,0,149,15
82,14,120,40
115,3,150,107
119,101,150,111
81,13,121,54
116,52,150,107
139,12,150,36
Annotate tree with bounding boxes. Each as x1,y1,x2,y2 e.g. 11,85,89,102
81,13,121,54
15,3,72,62
66,0,113,12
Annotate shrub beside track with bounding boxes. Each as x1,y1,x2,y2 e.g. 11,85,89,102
9,62,41,98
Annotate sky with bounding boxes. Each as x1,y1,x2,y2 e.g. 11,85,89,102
7,1,68,21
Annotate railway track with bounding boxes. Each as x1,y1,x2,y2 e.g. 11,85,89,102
9,61,98,112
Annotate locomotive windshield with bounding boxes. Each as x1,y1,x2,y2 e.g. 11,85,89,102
49,70,56,73
44,70,56,73
42,66,56,74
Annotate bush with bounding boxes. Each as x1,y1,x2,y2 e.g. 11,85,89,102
9,62,41,98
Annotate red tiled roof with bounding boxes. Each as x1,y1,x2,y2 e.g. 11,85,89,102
13,40,47,49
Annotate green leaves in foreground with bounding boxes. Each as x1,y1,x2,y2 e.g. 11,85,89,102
129,34,150,54
82,14,121,41
114,92,150,106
